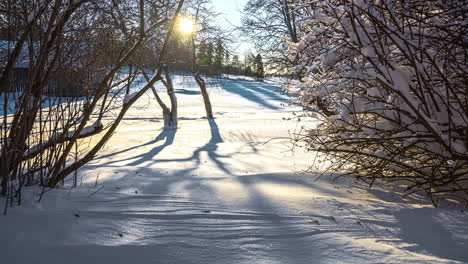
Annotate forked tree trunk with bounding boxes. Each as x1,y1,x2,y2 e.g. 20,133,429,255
141,68,177,127
162,66,177,127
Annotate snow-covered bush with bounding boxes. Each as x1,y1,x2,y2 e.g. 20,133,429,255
293,0,468,205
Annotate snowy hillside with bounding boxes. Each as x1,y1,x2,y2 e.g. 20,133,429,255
1,76,467,264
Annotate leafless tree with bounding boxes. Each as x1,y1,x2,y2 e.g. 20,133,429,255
0,0,185,209
187,0,222,119
241,0,300,73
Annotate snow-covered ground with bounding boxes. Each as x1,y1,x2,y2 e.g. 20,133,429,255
1,76,468,263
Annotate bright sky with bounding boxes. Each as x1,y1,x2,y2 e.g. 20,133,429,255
210,0,253,55
210,0,247,27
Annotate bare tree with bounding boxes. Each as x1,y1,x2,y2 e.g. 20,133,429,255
241,0,300,73
187,0,223,119
0,0,185,208
140,64,179,127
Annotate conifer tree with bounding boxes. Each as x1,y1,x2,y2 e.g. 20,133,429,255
232,55,240,74
206,42,214,72
254,54,264,80
197,40,209,66
214,39,224,74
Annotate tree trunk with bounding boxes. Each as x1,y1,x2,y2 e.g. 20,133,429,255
142,69,177,127
162,66,177,127
1,150,8,196
194,73,213,119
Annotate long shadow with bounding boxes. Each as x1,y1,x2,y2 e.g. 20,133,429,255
96,119,212,164
151,118,231,175
175,89,200,95
127,128,176,167
138,119,232,176
75,168,354,263
394,208,468,263
220,78,289,110
197,119,230,174
98,128,177,166
97,119,231,176
241,80,285,99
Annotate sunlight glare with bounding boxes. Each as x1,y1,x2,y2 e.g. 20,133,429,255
177,16,195,35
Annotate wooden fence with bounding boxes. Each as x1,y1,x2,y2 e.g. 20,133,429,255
8,68,84,97
9,68,28,93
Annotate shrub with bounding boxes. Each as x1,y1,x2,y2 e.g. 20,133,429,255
292,0,468,205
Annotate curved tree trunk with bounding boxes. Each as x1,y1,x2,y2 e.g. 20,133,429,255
162,66,177,127
194,73,213,119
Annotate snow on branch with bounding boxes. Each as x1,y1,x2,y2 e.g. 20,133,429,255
23,120,103,161
292,0,468,205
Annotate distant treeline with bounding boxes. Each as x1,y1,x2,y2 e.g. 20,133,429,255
166,37,264,79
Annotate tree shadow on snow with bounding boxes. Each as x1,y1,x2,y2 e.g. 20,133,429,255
72,170,338,263
72,166,468,263
175,88,200,95
150,118,232,175
97,127,177,166
393,207,468,263
95,118,232,176
220,78,289,110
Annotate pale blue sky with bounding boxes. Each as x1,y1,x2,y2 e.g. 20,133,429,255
210,0,253,55
211,0,247,27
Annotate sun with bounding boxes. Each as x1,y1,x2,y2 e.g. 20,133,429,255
177,16,195,35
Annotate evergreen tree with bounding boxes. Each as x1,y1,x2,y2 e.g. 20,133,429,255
232,55,240,74
206,42,214,68
214,39,224,74
254,54,264,80
197,41,214,75
197,40,209,66
224,52,230,68
243,50,255,76
244,66,252,76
